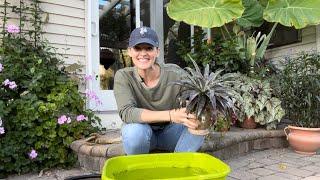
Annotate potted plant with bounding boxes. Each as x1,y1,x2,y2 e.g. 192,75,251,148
213,114,232,132
233,75,285,130
171,57,237,133
275,53,320,155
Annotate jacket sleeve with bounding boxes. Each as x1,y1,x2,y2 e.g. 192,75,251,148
113,70,143,123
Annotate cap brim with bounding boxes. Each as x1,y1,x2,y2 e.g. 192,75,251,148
129,38,158,47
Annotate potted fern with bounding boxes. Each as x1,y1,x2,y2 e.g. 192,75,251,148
171,58,237,133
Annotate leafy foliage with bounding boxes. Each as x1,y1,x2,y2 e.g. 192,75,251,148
167,0,320,29
263,0,320,29
272,53,320,128
213,114,231,132
167,0,244,28
0,1,100,176
177,30,249,74
237,0,264,28
0,31,100,176
171,57,237,128
233,75,285,129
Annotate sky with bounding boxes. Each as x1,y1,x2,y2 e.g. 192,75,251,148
99,0,106,5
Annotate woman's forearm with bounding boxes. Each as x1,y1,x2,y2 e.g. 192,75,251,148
140,109,171,123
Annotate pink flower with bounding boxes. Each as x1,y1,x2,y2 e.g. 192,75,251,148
84,75,93,81
8,81,17,89
0,127,5,135
85,89,102,105
58,115,67,125
29,149,38,159
6,24,20,34
2,79,10,86
0,63,3,72
76,115,87,122
2,79,17,89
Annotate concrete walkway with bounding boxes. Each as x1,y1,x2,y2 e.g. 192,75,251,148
5,148,320,180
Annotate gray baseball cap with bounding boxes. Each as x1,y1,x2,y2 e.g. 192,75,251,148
128,26,159,47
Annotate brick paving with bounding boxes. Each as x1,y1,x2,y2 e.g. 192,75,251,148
226,148,320,180
5,148,320,180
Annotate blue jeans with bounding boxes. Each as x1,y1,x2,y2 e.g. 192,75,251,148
121,123,205,155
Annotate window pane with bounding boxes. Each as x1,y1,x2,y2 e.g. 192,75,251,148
99,0,132,90
163,1,190,68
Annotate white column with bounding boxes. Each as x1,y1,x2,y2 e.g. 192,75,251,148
191,25,194,53
207,28,211,41
150,0,164,63
135,0,141,28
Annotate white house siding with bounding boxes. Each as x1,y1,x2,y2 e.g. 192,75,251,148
0,0,86,68
265,25,317,61
40,0,86,68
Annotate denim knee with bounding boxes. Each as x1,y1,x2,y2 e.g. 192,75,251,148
121,123,153,155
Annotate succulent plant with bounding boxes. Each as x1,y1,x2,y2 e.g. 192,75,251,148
171,56,238,129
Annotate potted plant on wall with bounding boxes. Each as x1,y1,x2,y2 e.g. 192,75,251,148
171,57,238,133
213,114,233,132
233,75,285,129
275,53,320,155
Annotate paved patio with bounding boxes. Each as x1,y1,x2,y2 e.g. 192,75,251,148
5,148,320,180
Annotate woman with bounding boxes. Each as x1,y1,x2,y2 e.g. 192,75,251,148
114,26,206,155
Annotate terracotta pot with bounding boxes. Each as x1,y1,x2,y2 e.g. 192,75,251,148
240,117,257,129
284,125,320,155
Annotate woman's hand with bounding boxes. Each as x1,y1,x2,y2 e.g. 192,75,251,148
169,108,209,136
169,108,198,129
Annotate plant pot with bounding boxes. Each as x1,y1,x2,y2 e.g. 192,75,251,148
284,125,320,155
240,117,257,129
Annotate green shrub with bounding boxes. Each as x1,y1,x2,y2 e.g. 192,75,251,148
273,53,320,128
176,30,248,73
0,25,100,176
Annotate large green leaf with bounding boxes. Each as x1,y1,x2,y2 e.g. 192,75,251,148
167,0,244,28
263,0,320,29
237,0,264,28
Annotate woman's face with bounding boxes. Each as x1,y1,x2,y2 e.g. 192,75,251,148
128,43,160,70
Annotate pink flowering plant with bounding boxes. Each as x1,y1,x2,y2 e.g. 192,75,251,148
0,2,101,176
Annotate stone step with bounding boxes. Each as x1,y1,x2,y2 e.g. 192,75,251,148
70,127,288,172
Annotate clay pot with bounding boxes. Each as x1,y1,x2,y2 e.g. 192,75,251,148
240,117,257,129
284,125,320,155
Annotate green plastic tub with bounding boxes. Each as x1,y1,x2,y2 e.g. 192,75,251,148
102,152,230,180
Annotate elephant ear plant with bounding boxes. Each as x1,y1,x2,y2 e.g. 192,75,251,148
171,57,238,130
